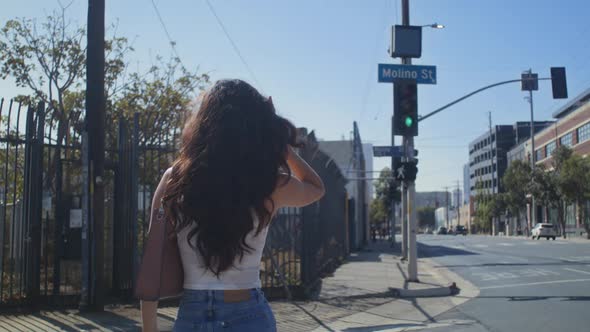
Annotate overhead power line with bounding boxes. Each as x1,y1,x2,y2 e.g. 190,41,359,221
204,0,263,91
149,0,188,70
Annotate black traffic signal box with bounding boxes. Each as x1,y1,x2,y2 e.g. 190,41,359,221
551,67,568,99
393,82,418,136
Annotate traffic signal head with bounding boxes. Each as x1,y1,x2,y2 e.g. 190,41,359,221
551,67,568,99
393,82,418,136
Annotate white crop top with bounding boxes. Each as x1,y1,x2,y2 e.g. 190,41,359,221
176,213,269,290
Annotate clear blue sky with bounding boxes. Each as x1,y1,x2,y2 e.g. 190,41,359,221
2,0,590,192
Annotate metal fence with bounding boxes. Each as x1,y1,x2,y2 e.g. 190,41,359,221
300,141,349,293
0,98,350,309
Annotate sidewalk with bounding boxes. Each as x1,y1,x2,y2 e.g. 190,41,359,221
0,241,478,332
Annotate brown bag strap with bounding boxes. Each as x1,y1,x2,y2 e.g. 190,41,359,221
134,199,168,300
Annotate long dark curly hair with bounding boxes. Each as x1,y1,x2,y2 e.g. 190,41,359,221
163,79,299,276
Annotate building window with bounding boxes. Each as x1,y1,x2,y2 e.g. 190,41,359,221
535,148,543,161
578,122,590,144
546,141,557,157
560,132,573,147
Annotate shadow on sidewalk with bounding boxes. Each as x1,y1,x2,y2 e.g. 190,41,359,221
438,259,590,269
417,242,479,258
466,295,590,302
341,323,426,331
3,310,144,332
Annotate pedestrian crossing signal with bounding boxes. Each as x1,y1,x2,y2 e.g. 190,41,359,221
395,161,418,182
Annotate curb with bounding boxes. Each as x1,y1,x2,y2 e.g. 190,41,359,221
391,282,458,298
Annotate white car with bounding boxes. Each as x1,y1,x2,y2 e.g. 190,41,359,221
531,223,557,240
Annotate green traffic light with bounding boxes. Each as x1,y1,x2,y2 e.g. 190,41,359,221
405,116,413,127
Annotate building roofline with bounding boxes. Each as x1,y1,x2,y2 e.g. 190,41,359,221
552,87,590,118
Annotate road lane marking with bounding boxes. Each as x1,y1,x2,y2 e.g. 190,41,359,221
564,268,590,275
479,278,590,290
498,243,514,246
560,256,590,262
473,244,488,248
472,268,559,281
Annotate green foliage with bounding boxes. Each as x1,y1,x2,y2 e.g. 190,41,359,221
559,153,590,237
503,160,531,216
417,206,435,229
370,167,400,224
0,6,209,146
473,181,506,233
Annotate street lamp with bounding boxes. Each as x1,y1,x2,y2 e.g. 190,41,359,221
422,23,445,29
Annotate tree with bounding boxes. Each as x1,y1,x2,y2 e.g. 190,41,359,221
417,207,435,229
0,5,209,194
473,181,492,233
529,164,563,236
550,146,573,238
0,5,87,192
560,153,590,238
370,167,400,225
473,181,506,234
503,160,532,232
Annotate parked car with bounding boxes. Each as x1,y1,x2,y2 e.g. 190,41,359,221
455,225,468,236
532,223,557,240
436,226,447,235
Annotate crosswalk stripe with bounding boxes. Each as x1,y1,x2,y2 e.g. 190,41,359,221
564,267,590,275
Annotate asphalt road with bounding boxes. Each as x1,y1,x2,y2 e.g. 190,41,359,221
416,234,590,332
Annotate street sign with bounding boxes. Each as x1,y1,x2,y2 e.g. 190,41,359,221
373,146,418,157
373,146,403,157
378,64,436,84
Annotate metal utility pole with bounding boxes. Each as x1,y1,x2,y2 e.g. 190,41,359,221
84,0,106,311
526,69,536,231
391,123,397,246
443,186,449,228
488,111,494,194
401,0,418,281
456,180,461,226
488,111,496,235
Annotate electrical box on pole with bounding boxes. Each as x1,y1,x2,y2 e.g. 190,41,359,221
521,72,538,91
394,82,418,136
550,67,568,99
390,25,422,58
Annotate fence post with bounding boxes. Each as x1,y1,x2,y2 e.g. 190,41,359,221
80,131,90,307
131,113,140,288
112,118,126,295
26,102,44,303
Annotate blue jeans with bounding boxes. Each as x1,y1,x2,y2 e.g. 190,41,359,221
173,289,277,331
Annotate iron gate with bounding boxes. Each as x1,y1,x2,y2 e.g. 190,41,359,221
0,99,347,309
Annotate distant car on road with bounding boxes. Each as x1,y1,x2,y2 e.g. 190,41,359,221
455,225,467,236
532,223,557,240
436,226,447,235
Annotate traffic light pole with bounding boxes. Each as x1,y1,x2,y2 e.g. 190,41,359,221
401,0,418,282
390,128,397,246
527,70,536,232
